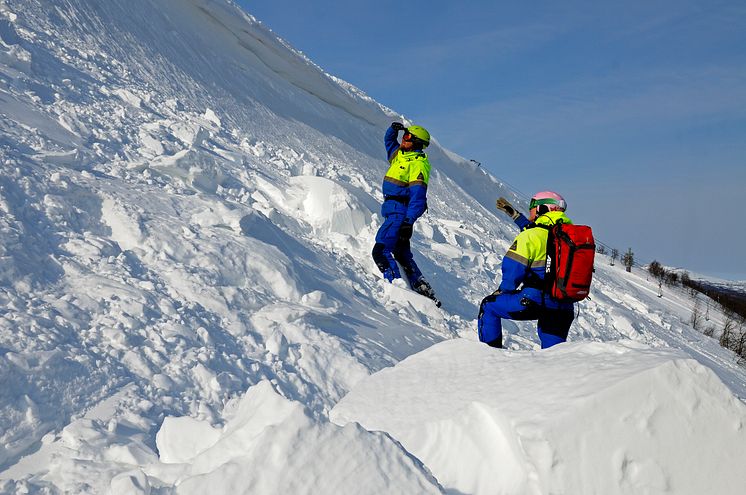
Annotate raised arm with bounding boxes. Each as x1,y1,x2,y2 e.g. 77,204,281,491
385,123,403,161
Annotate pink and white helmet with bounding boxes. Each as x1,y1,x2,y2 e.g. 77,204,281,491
529,191,566,212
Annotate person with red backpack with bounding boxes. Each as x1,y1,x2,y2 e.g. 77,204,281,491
479,191,589,349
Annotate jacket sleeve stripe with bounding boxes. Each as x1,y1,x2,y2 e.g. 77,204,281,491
384,176,409,187
504,250,530,266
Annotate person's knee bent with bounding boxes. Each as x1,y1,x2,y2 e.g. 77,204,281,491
479,293,500,315
478,297,491,322
478,296,503,345
371,242,388,273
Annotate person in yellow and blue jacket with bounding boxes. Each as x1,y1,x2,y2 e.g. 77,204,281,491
479,191,575,348
371,122,439,305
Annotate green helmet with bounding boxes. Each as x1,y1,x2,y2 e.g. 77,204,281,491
406,125,430,148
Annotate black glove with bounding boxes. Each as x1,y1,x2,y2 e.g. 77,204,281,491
398,222,413,241
391,122,406,132
496,197,521,220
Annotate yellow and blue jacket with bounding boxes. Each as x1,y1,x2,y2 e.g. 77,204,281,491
381,126,430,222
500,211,574,306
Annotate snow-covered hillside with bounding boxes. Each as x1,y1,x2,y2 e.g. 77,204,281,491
1,0,745,493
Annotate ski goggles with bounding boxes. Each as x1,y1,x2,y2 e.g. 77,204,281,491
529,197,561,210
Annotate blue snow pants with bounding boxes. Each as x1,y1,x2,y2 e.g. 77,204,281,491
371,213,423,287
477,291,574,349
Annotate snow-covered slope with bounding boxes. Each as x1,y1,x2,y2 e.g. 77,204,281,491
1,0,744,493
332,340,746,495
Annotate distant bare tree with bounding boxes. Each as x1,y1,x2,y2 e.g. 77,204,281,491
720,317,735,348
733,327,746,364
691,298,703,331
735,328,746,362
622,248,634,273
597,245,606,255
610,248,619,266
719,317,746,364
648,260,664,279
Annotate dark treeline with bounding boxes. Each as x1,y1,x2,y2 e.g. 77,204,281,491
648,260,746,364
649,261,746,320
684,279,746,320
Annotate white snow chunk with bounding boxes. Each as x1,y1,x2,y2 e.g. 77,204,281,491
287,175,371,236
113,88,143,108
138,127,165,157
155,416,221,464
100,197,145,252
202,108,221,128
103,442,158,465
190,202,249,233
169,121,206,147
109,469,151,495
165,381,442,494
331,339,746,495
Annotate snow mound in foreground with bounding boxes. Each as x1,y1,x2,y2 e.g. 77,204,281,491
152,381,443,494
331,340,746,495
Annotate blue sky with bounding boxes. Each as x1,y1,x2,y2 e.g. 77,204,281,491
239,0,746,280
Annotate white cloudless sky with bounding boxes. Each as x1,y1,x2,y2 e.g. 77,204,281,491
239,0,746,280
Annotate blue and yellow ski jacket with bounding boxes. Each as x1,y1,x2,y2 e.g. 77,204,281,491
381,125,431,222
500,210,574,307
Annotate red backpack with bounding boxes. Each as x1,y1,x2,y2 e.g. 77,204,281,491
544,223,596,302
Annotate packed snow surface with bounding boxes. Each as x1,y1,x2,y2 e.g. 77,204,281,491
332,339,746,495
0,0,745,493
155,380,442,494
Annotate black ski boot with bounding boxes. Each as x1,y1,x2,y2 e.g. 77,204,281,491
412,278,441,307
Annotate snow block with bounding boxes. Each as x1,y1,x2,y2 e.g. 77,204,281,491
331,339,746,495
155,416,221,464
287,176,371,236
109,469,151,495
165,381,443,494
